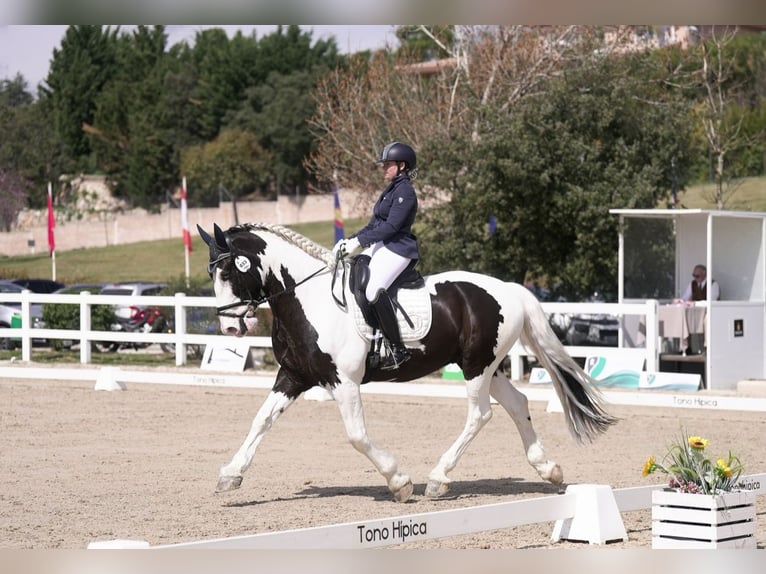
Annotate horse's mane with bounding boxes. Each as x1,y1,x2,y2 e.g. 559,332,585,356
237,222,333,265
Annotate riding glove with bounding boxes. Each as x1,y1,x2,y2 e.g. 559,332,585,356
332,237,362,260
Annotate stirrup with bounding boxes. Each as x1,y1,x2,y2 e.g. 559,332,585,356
379,345,410,371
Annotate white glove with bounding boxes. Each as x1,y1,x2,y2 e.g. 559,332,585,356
332,237,362,260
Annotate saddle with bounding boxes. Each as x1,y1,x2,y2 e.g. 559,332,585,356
347,255,432,342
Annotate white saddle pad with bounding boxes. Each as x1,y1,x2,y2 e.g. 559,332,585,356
350,286,432,342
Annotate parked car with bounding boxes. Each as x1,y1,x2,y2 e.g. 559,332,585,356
10,278,65,293
557,293,619,347
525,286,619,347
99,282,167,322
0,279,51,349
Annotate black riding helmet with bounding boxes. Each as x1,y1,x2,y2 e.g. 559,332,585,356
376,142,416,170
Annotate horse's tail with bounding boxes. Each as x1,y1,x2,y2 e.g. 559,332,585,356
510,283,618,443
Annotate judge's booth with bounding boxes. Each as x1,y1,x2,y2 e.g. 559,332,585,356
610,209,766,391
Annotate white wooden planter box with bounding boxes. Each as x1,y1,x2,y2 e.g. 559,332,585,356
651,489,756,549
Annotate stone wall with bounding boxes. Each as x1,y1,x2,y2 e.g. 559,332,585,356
0,189,372,257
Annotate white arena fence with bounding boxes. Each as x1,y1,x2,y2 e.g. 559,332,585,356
87,474,766,549
0,290,271,366
0,290,660,370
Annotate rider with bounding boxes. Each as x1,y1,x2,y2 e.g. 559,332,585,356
332,142,420,370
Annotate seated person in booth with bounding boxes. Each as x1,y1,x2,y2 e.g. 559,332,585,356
677,264,720,303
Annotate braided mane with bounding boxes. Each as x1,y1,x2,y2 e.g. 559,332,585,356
240,222,333,265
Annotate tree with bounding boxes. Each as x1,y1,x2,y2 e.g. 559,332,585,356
307,26,596,195
694,27,764,208
43,26,120,165
227,71,322,194
180,129,273,206
0,169,29,232
308,26,696,298
189,28,259,141
225,26,341,194
93,26,179,209
0,74,65,213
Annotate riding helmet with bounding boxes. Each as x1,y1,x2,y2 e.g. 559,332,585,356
377,142,416,170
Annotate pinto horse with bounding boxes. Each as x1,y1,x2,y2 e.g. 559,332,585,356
198,222,616,502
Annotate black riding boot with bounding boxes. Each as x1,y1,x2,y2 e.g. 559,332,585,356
371,289,410,370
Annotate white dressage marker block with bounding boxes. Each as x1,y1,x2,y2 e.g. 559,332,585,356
551,484,627,545
94,367,126,391
546,394,563,413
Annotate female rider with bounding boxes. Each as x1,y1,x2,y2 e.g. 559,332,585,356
332,142,419,370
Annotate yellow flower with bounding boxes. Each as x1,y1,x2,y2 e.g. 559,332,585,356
688,436,709,450
716,458,733,478
644,432,743,493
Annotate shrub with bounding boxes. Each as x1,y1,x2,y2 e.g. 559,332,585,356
42,301,115,350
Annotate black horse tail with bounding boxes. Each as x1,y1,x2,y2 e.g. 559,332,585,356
511,283,618,443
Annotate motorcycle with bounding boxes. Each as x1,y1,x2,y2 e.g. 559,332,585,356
95,305,170,353
158,308,216,359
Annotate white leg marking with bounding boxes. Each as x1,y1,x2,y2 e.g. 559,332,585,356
220,390,294,478
490,371,563,484
428,374,493,486
332,380,412,498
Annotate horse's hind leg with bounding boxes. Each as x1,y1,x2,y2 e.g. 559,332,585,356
217,387,295,493
332,380,414,503
425,375,493,498
490,370,563,486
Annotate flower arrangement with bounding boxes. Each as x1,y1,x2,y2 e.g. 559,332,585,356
643,432,744,495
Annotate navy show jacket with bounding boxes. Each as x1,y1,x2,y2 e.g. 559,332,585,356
354,175,420,260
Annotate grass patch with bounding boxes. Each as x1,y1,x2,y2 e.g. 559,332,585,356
676,176,766,211
0,348,180,366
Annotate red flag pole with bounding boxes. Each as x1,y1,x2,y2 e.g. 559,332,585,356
181,177,191,288
47,181,56,281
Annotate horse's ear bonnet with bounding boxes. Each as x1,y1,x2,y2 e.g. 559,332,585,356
198,223,232,276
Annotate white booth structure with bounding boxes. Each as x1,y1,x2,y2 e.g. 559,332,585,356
610,209,766,391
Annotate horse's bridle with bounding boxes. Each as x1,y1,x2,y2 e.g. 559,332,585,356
212,253,328,333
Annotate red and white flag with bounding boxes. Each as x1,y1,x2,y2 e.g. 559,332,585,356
181,177,192,253
47,182,56,256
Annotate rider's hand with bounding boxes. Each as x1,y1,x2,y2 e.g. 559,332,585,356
332,237,362,260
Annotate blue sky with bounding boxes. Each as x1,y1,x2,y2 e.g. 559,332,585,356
0,25,400,91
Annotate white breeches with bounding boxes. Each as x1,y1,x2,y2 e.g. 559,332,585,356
364,243,412,302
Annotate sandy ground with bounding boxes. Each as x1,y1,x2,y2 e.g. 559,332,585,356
2,370,766,550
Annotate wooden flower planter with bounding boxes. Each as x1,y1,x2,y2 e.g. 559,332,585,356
651,489,756,549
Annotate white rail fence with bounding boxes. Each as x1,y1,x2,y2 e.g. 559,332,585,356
88,473,766,548
0,290,270,366
0,290,659,371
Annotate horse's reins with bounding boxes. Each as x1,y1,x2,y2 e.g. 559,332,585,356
330,252,348,310
214,253,329,333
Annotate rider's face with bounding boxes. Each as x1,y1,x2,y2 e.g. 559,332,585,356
382,161,399,181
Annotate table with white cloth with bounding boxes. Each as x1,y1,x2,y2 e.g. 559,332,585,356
658,304,707,355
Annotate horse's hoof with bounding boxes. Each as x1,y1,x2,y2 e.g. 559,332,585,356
216,475,243,493
546,463,564,486
424,479,451,498
392,480,414,503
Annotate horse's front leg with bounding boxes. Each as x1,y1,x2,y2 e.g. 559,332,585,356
216,379,296,493
490,370,563,486
425,375,493,498
332,379,414,502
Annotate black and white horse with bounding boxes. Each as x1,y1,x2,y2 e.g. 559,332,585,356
198,222,616,502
